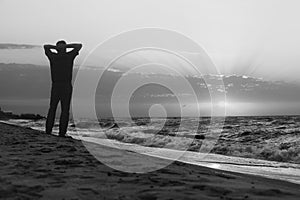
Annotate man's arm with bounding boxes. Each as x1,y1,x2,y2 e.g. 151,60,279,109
66,43,82,52
44,44,57,57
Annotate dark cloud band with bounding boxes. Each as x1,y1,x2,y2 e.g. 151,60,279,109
0,43,41,50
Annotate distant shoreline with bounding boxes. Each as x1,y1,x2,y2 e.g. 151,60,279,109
0,107,45,121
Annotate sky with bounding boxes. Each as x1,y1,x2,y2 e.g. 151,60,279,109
1,0,300,81
1,0,300,116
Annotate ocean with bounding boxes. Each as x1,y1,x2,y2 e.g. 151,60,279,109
5,115,300,164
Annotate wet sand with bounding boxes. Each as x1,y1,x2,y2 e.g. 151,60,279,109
0,122,299,200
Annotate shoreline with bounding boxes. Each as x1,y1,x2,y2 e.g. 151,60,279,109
2,119,300,184
77,136,300,185
0,122,299,199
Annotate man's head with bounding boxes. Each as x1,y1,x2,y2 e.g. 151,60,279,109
56,40,67,53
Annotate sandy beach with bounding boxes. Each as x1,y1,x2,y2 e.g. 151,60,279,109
0,122,299,200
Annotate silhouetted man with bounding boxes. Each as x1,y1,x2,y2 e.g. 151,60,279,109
44,40,82,137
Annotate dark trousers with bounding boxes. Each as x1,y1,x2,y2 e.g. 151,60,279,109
46,83,72,135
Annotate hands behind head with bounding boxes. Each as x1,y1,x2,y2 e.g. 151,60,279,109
56,43,67,50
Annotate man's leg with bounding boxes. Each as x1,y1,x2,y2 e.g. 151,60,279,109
59,85,73,136
46,86,60,134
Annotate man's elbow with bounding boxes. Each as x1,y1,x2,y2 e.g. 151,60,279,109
44,44,51,50
77,44,83,51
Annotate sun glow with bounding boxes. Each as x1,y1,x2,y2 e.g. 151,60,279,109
217,101,229,108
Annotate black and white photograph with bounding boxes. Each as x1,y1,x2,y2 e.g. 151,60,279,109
0,0,299,199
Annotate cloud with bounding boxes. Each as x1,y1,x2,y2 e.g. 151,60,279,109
0,43,41,50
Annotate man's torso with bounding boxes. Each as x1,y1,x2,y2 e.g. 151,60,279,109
47,51,78,84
